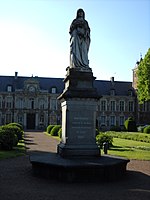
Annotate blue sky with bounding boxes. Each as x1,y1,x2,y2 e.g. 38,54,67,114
0,0,149,81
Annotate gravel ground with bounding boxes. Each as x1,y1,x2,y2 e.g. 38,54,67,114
0,132,150,200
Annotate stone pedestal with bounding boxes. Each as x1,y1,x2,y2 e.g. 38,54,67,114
57,67,100,157
30,67,130,181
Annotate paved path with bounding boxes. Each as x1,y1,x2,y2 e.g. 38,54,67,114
24,132,150,176
0,131,150,200
25,131,59,154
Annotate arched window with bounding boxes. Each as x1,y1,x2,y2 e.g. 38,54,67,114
17,114,23,124
119,116,125,126
119,101,125,112
100,100,107,111
50,98,57,110
16,98,24,109
110,100,116,111
39,114,44,124
6,96,13,108
128,101,134,112
6,112,12,124
39,98,45,109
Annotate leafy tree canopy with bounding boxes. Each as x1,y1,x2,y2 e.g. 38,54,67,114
137,48,150,103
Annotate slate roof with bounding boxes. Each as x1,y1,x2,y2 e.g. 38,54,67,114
0,76,64,93
94,80,135,96
0,75,135,96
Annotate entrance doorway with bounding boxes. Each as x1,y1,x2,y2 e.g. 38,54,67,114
27,113,35,129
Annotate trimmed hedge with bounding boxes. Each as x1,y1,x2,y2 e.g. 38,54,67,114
143,125,150,134
7,122,23,131
0,123,24,150
124,117,137,132
50,125,61,136
106,131,150,143
47,125,55,134
0,126,18,150
5,124,23,141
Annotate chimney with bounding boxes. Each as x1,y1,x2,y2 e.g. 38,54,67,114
15,72,18,79
110,77,114,82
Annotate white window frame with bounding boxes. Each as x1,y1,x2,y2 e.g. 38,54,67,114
119,116,125,126
7,85,12,92
110,116,116,126
101,100,107,111
39,99,45,109
50,98,57,110
101,115,106,125
6,96,13,108
129,101,134,112
119,100,125,112
51,87,57,94
110,100,116,111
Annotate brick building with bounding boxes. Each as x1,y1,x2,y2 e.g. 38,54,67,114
0,66,149,130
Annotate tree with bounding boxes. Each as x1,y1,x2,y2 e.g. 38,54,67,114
137,48,150,103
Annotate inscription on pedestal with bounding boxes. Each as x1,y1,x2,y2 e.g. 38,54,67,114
72,117,92,139
68,108,95,144
58,99,100,156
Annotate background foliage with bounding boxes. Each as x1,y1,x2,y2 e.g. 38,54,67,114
137,48,150,103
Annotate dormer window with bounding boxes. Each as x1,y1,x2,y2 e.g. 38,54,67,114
7,85,12,92
128,89,133,96
51,87,57,94
110,89,115,96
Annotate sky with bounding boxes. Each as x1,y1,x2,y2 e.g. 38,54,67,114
0,0,150,82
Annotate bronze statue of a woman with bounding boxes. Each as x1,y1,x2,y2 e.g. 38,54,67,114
69,9,91,68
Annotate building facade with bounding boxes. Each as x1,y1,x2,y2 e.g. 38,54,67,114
95,77,136,130
0,69,149,130
0,73,63,130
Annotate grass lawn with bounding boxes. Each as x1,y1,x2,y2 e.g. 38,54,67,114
0,140,26,160
106,138,150,160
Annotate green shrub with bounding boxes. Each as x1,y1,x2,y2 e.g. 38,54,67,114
96,132,113,149
0,127,18,150
50,125,61,136
110,126,121,132
106,131,150,143
5,124,23,141
124,117,137,132
143,125,150,134
8,123,23,131
46,125,55,134
58,128,62,138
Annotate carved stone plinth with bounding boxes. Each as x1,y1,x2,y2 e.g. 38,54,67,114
57,67,100,157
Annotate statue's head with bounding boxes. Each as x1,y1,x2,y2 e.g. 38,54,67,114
76,8,85,19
